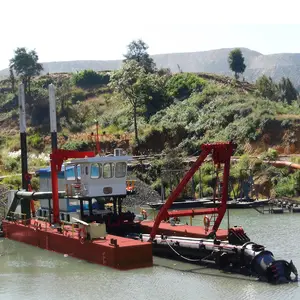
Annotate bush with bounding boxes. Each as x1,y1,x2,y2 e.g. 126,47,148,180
28,133,44,151
72,70,110,88
2,175,22,189
71,88,86,102
260,149,278,161
30,176,40,190
32,77,54,89
166,73,206,100
255,75,278,101
62,140,91,151
4,156,20,173
275,176,295,197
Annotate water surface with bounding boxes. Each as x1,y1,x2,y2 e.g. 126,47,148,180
1,209,299,300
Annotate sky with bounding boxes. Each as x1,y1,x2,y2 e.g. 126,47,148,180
1,0,300,70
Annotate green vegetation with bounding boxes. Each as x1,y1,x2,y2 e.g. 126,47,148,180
256,75,299,104
228,48,246,80
166,73,206,99
123,39,156,73
1,42,300,200
9,47,43,94
72,70,110,88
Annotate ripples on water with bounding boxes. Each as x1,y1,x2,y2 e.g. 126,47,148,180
0,210,299,300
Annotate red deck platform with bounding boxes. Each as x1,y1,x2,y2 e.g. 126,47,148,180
140,220,228,240
2,220,153,270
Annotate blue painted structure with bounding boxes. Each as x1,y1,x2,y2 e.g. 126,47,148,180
36,165,101,212
36,165,79,179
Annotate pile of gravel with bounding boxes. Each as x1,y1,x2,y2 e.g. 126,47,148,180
123,179,161,207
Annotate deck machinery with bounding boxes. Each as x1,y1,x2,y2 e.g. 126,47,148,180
2,83,298,284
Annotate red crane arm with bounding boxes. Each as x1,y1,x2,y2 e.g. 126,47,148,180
149,142,236,240
51,149,95,224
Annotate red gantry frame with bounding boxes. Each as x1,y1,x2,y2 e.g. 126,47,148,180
149,142,236,240
50,149,95,224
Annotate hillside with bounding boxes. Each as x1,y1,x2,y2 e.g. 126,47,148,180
1,47,300,87
1,71,300,155
1,69,300,200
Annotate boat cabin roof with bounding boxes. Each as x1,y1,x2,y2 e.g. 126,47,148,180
66,155,132,165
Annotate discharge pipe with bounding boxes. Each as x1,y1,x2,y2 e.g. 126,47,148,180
140,233,298,284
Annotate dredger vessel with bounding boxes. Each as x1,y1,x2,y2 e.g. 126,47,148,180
1,83,298,284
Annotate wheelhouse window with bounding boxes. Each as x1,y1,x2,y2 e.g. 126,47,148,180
115,162,127,178
103,163,114,178
76,165,81,180
66,165,75,180
91,163,102,179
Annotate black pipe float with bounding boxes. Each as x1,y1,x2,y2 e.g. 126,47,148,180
138,230,298,284
14,191,66,200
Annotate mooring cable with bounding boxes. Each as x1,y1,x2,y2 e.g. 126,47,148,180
164,239,202,262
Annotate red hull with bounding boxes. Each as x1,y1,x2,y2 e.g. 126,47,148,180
2,220,153,270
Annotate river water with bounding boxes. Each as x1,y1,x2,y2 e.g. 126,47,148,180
1,209,299,300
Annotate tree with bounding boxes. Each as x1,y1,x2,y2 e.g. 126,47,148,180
56,79,73,117
109,60,152,147
9,47,43,94
278,77,298,104
124,39,156,73
255,75,278,101
9,67,15,93
166,73,206,100
142,72,171,119
228,48,246,80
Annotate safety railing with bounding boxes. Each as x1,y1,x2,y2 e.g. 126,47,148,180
34,216,49,231
6,212,27,225
60,221,77,238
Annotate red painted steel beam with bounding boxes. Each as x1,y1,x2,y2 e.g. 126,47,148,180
168,208,218,218
212,158,230,232
149,147,211,240
149,141,236,241
50,149,95,224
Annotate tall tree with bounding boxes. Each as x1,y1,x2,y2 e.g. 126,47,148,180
278,77,298,104
124,39,156,73
228,48,246,80
9,67,15,93
56,79,73,118
9,47,43,94
109,60,152,147
255,75,279,101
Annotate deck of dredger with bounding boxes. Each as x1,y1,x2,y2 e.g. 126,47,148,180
140,220,228,240
7,218,228,241
2,219,153,270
